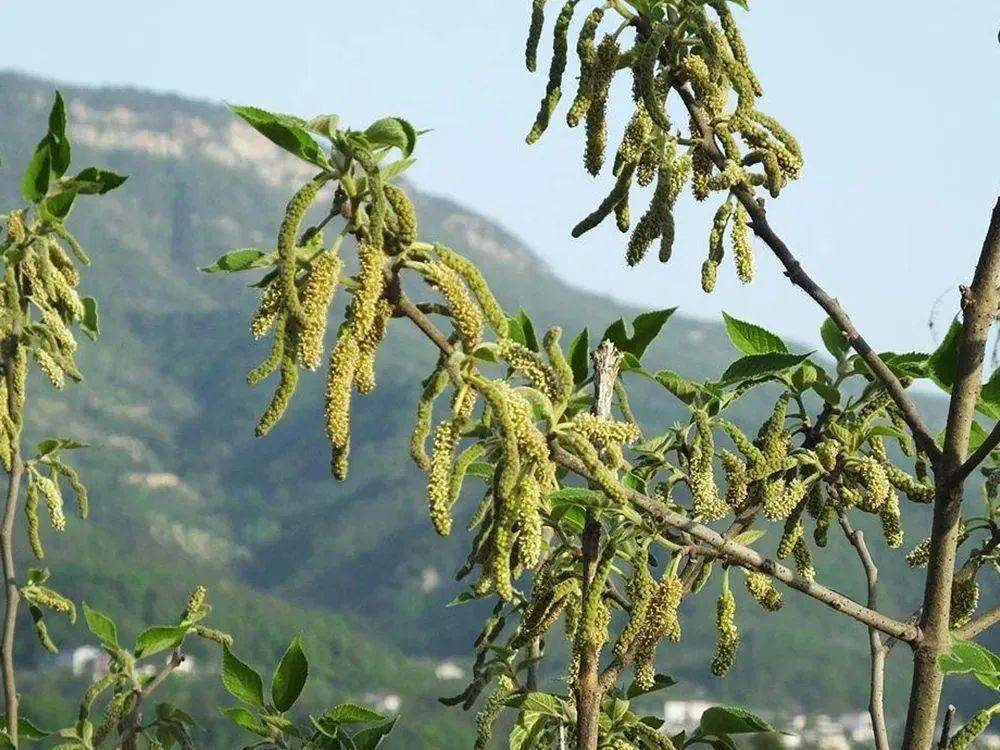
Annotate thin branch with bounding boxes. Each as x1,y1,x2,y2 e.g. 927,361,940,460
839,513,891,750
673,83,941,464
939,705,956,750
118,650,184,745
954,420,1000,484
0,359,23,746
552,443,920,643
954,605,1000,640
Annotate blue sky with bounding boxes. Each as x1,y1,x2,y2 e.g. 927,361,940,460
3,1,999,355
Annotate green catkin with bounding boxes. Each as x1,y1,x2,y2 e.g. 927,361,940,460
635,21,671,130
543,327,574,402
80,672,117,719
434,246,509,338
255,353,299,437
718,452,747,511
25,481,43,559
883,462,934,503
792,537,815,581
691,410,727,520
879,491,903,548
777,520,802,560
30,606,57,653
559,430,627,504
615,194,630,232
350,241,388,343
906,537,932,567
474,674,515,750
525,0,547,72
35,473,65,531
411,367,449,470
731,203,753,283
194,625,234,647
42,308,76,354
490,490,517,601
691,144,713,202
183,585,207,620
845,455,891,511
814,503,836,547
277,179,321,325
383,184,417,253
497,338,561,401
707,200,733,281
428,420,460,536
417,261,483,350
248,312,287,385
566,7,605,127
51,221,90,265
627,150,674,266
711,587,738,676
515,473,543,569
354,298,392,395
526,0,577,144
701,259,718,293
324,334,360,453
584,36,620,176
296,251,342,371
745,571,782,611
710,0,762,95
633,568,683,690
765,477,806,522
615,556,655,659
24,586,75,619
949,710,993,750
250,281,283,339
52,460,88,519
950,575,980,628
33,348,65,389
573,161,636,238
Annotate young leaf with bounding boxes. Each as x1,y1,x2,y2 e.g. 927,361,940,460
602,309,675,361
81,297,99,341
350,718,398,750
700,706,776,735
199,249,275,274
221,644,265,708
364,117,417,157
20,141,51,203
229,105,329,170
221,707,269,738
721,353,811,384
514,309,539,352
134,625,189,658
567,328,590,385
820,317,849,359
82,603,118,649
928,319,962,392
271,635,309,712
318,703,386,725
723,312,788,356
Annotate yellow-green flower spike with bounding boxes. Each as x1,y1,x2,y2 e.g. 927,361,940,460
635,21,672,131
474,674,515,750
745,571,782,611
434,246,508,338
879,491,903,548
36,473,66,531
711,587,739,676
411,366,449,471
573,161,636,239
248,312,288,385
950,575,980,628
731,203,754,283
792,537,815,581
349,241,387,343
417,261,483,350
615,194,631,233
255,353,299,437
906,537,932,567
25,481,43,559
525,0,547,72
52,460,88,519
627,150,674,266
949,709,993,750
526,0,577,145
277,179,322,326
428,419,460,536
543,327,574,402
720,450,749,510
566,7,605,127
297,251,342,371
497,338,561,401
325,334,360,454
183,585,207,620
584,36,619,176
384,184,418,254
33,348,65,390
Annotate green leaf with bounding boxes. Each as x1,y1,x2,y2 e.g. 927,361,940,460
229,105,329,170
626,673,676,698
820,317,849,359
654,370,700,404
36,438,87,458
221,707,269,738
723,312,787,356
221,644,265,708
364,117,417,157
1,713,52,740
82,603,118,649
21,140,51,203
304,114,340,139
199,248,275,274
81,297,99,341
318,703,386,726
928,319,962,392
567,328,590,385
602,309,675,361
380,158,416,182
700,706,776,735
812,381,841,406
939,636,1000,680
505,692,565,718
134,625,188,658
47,92,71,178
272,635,309,712
351,718,398,750
514,310,539,352
721,353,811,384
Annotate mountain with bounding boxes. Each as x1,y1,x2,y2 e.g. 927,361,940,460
0,71,991,745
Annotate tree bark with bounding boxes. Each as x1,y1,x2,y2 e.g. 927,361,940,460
0,449,21,747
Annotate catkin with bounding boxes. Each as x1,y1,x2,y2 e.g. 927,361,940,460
296,251,342,371
731,203,753,283
526,0,578,144
384,184,417,253
627,151,674,266
277,179,321,325
354,298,392,395
745,571,782,611
25,481,43,559
428,420,460,536
584,36,619,175
434,246,508,338
950,710,993,750
36,474,66,531
474,674,515,750
567,7,605,127
255,353,299,437
325,334,360,453
525,0,547,72
711,587,739,676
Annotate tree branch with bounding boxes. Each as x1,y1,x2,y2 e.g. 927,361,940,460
673,84,941,464
0,361,23,746
838,513,891,750
954,605,1000,640
954,419,1000,484
117,650,184,746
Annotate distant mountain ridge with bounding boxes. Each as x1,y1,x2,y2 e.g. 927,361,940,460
0,70,984,745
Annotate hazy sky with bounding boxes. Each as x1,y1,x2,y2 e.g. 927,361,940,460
3,1,999,355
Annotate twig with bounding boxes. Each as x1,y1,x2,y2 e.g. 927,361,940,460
954,420,1000,484
839,513,891,750
954,605,1000,640
939,705,956,750
117,650,185,745
0,360,23,746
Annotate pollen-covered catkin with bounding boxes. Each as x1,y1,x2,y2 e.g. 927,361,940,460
792,537,815,581
497,338,560,401
515,473,543,569
277,179,321,325
906,537,932,567
543,327,574,402
255,353,299,437
567,7,605,127
384,184,417,253
883,462,934,503
25,481,43,559
525,0,547,72
325,334,360,453
411,367,448,470
296,251,342,371
615,194,630,233
35,473,65,531
584,36,619,175
428,420,460,536
745,571,782,611
720,451,749,509
33,348,64,389
731,203,754,283
949,710,993,750
434,246,508,338
52,460,88,519
474,674,515,750
354,298,392,395
879,491,903,548
573,162,636,239
526,0,577,145
251,282,283,339
627,151,674,266
248,312,287,385
711,587,739,676
950,574,980,628
418,262,483,350
183,585,207,620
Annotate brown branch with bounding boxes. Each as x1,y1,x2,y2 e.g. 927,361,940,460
552,444,919,642
954,419,1000,484
673,84,941,464
939,705,956,750
117,650,184,746
954,605,1000,640
839,513,891,750
0,359,23,746
904,198,1000,750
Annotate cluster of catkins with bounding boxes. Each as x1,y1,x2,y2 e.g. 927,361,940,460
523,0,802,285
1,212,91,463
